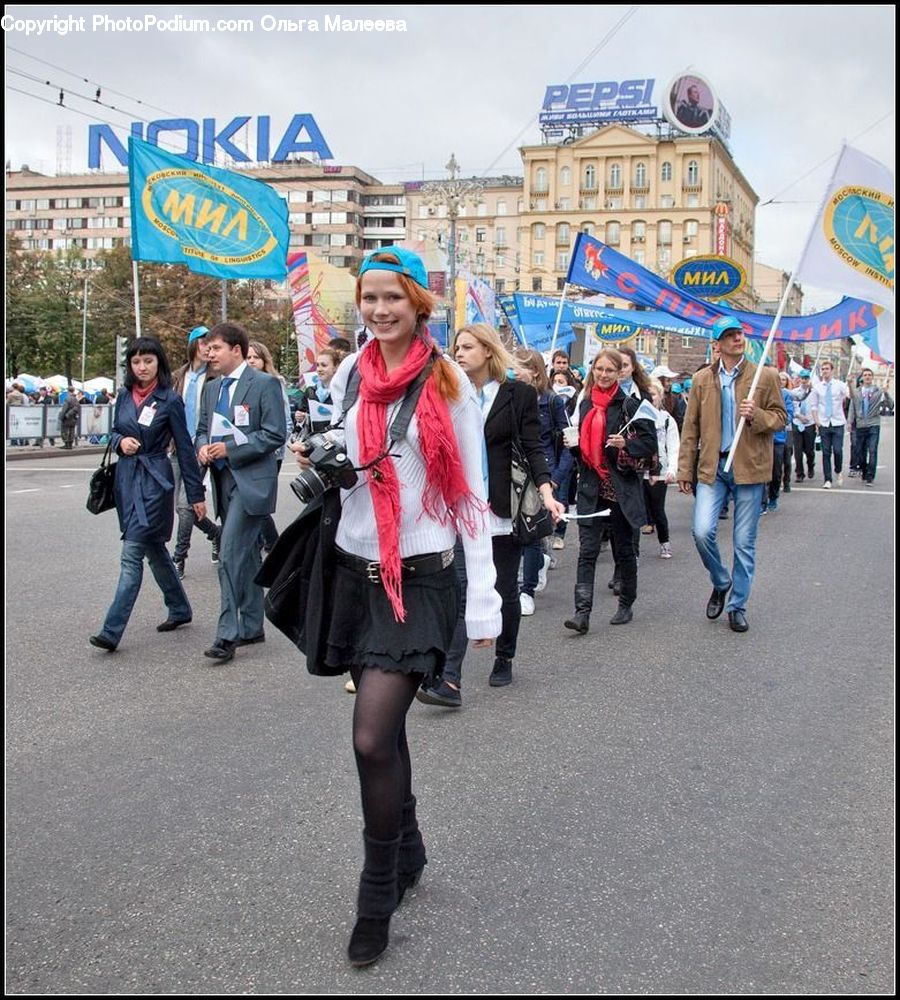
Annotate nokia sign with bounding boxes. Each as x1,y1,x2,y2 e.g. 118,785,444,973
88,114,333,169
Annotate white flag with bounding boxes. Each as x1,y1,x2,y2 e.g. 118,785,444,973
210,411,249,445
794,145,894,313
619,398,661,432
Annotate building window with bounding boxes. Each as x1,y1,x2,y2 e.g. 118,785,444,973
683,336,693,348
517,198,524,213
497,200,507,216
496,279,505,293
556,251,568,271
606,197,623,211
418,205,430,218
582,196,597,210
609,163,622,189
560,166,571,186
312,212,330,225
533,198,548,211
532,276,543,291
660,195,675,209
495,226,506,245
533,223,545,240
495,254,505,268
557,197,570,210
476,227,486,243
632,220,646,242
533,250,544,266
634,162,647,187
686,193,700,208
477,201,487,216
584,164,596,189
556,223,570,245
685,219,699,237
658,221,673,245
633,249,645,266
330,233,347,246
605,222,620,245
535,167,547,192
633,196,646,210
581,222,594,236
661,162,672,182
636,335,646,353
658,247,672,267
687,160,700,185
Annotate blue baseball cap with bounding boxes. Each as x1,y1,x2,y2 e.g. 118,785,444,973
799,369,812,378
188,325,209,343
711,315,744,340
358,247,429,290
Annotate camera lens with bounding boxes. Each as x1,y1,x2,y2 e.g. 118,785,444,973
290,468,328,504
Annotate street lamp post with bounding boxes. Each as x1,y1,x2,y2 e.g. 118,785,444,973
422,154,483,337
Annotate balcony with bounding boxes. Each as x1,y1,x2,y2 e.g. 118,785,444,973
579,185,599,195
630,184,649,195
682,181,703,193
605,185,624,196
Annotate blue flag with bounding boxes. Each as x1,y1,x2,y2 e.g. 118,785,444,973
129,136,289,280
566,232,882,346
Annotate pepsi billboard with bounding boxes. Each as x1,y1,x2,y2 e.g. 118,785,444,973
540,79,658,127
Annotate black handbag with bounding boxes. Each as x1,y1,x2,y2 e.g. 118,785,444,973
510,438,553,543
86,440,117,515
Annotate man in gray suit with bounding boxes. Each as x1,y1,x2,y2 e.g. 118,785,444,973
195,322,287,663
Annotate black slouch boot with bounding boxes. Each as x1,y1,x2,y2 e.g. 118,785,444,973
397,796,427,905
348,832,400,967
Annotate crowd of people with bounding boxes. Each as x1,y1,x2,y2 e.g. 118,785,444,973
78,247,892,969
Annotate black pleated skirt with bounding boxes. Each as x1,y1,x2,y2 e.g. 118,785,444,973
325,560,460,679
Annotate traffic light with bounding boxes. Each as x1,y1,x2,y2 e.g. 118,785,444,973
115,335,130,389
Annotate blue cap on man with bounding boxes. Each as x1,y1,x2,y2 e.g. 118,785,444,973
711,315,744,340
188,325,209,344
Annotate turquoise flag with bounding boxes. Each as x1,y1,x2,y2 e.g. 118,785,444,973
128,136,289,280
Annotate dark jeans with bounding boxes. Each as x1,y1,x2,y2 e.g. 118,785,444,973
780,436,792,487
793,426,815,479
768,443,785,502
643,480,670,544
848,425,860,470
172,457,218,562
442,533,523,686
576,502,637,608
521,538,544,597
819,425,844,483
855,425,880,482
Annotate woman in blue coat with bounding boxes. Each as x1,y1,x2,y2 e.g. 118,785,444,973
90,338,207,651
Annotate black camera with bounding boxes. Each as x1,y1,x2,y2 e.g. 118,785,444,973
290,433,358,503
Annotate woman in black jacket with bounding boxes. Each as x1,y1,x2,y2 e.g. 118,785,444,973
564,348,657,634
417,323,564,706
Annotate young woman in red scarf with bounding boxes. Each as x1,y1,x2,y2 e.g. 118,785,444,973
563,348,657,634
315,249,501,966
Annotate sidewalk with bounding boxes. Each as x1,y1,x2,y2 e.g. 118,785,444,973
5,442,108,462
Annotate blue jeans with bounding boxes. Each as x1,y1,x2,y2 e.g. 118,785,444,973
100,540,192,644
692,459,765,613
818,425,844,483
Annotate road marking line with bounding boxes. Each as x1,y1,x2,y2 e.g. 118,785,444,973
11,488,41,493
791,487,894,496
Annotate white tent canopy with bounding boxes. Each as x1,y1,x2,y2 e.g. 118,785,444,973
83,376,114,393
45,375,82,391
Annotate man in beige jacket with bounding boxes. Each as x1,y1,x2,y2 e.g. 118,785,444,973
677,316,786,633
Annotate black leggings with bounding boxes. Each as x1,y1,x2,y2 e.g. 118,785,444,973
350,665,422,841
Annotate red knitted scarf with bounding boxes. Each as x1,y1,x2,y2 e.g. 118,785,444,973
579,382,618,480
356,335,477,622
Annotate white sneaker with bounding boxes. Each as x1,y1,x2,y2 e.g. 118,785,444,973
535,553,552,592
519,592,535,616
837,473,844,487
552,536,565,550
659,542,673,559
344,679,357,694
822,481,832,489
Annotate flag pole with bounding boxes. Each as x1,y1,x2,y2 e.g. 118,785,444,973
547,285,569,359
723,275,796,473
132,261,142,338
723,146,849,474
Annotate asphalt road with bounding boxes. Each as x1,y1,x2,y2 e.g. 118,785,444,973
5,426,895,994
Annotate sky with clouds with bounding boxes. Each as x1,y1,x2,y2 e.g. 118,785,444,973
4,4,895,310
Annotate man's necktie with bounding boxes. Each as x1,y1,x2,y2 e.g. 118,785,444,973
213,376,235,469
824,383,833,421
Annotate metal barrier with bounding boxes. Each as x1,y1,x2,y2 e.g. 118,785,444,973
5,405,113,444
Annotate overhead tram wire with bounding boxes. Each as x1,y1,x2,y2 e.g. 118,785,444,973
477,5,641,177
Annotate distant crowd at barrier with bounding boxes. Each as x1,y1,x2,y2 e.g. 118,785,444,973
5,382,114,447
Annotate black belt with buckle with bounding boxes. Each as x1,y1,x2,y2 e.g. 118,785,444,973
335,546,454,584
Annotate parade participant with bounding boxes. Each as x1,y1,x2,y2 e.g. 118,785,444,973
297,347,345,434
809,359,849,488
617,346,653,402
790,370,816,482
89,338,206,652
298,249,500,965
645,378,680,558
171,326,220,578
676,316,786,633
762,371,794,512
59,387,80,450
563,348,657,633
512,348,572,615
246,340,293,554
848,367,885,485
195,323,287,663
417,322,563,707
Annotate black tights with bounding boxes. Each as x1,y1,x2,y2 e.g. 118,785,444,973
350,665,422,841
